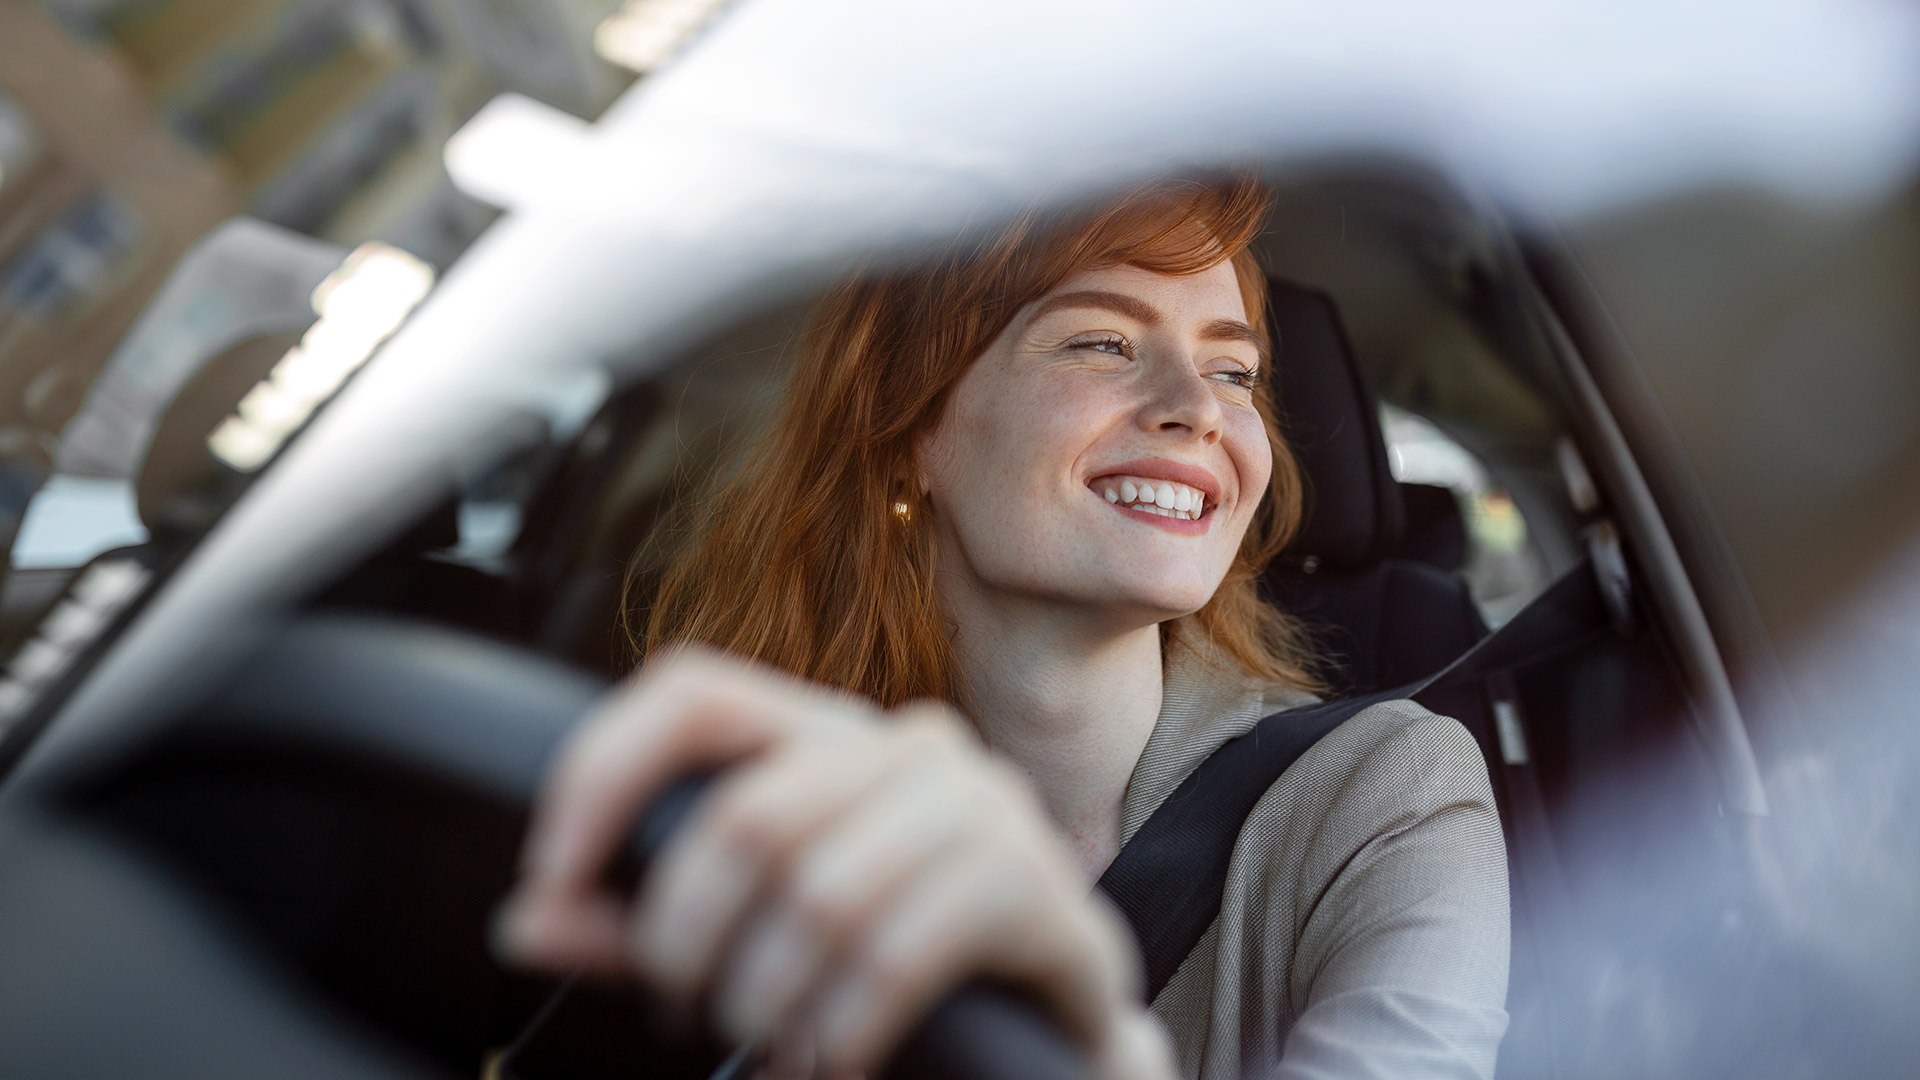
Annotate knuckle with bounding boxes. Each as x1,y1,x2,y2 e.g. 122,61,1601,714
635,647,701,694
551,727,644,804
569,701,641,759
891,700,974,745
704,788,789,862
640,648,746,714
893,727,958,773
786,870,860,940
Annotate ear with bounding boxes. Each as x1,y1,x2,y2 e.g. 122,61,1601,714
885,443,926,519
909,423,947,504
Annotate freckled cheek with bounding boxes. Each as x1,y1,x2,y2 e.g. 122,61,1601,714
936,380,1082,516
981,379,1117,475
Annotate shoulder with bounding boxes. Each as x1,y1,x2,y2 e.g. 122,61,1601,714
1330,698,1490,789
1208,700,1509,1071
1280,698,1494,822
1233,697,1502,905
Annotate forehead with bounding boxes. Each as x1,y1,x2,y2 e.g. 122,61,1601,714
1034,261,1249,323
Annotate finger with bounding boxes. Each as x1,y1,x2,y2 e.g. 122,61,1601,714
763,1024,820,1080
516,649,864,905
711,725,978,1042
1094,1008,1180,1080
633,734,904,998
807,846,1014,1076
808,840,1137,1077
492,886,632,973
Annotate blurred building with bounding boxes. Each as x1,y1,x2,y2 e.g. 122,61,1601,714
39,0,631,265
0,4,241,548
0,0,630,558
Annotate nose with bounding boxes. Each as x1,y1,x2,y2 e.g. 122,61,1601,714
1138,351,1225,444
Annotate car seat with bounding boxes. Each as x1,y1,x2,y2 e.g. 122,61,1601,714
1261,278,1489,704
1261,278,1584,1078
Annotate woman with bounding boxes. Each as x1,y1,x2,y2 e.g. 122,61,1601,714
497,177,1509,1079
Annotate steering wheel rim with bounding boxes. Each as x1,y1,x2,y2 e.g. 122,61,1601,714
18,613,1096,1080
7,613,748,1079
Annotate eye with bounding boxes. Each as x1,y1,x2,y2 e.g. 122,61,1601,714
1210,366,1260,390
1069,332,1133,357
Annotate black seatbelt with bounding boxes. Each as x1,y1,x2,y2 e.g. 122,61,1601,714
1096,559,1607,1001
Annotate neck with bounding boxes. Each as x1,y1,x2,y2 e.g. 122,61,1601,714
942,585,1165,882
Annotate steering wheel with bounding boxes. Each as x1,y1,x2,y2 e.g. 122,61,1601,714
1,613,1094,1080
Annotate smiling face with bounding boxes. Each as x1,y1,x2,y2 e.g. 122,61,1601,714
918,261,1273,630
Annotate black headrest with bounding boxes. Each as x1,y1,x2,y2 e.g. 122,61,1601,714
1396,482,1469,572
1267,278,1404,570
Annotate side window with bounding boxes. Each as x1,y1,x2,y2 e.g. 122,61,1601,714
1380,403,1551,626
8,475,148,571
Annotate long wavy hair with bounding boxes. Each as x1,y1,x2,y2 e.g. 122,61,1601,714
627,175,1319,706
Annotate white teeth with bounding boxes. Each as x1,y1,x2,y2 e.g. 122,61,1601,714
1094,475,1210,520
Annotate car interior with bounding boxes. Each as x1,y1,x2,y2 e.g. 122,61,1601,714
0,171,1771,1079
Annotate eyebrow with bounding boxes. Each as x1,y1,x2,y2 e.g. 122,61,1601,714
1200,318,1271,366
1027,289,1270,365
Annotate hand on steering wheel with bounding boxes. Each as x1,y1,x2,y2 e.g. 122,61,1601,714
495,646,1174,1080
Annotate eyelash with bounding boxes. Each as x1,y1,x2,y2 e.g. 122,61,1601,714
1070,333,1260,390
1077,332,1133,357
1215,367,1261,391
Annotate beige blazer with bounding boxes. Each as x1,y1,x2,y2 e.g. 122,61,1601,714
1120,657,1510,1080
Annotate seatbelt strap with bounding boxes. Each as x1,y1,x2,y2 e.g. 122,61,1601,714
1095,559,1606,1001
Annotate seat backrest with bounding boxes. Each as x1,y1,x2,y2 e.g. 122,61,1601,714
1260,278,1487,697
1264,281,1404,575
1262,282,1610,1080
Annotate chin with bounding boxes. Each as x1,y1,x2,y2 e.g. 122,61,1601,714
1114,581,1222,622
1042,555,1229,620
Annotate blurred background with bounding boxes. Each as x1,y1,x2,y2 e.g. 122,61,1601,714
0,0,677,612
0,1,627,511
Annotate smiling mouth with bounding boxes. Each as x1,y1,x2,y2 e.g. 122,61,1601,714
1092,475,1211,522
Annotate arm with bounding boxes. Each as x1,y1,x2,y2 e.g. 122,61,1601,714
1276,705,1510,1080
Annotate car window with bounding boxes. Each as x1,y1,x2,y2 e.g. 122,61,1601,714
8,475,147,570
1380,403,1552,626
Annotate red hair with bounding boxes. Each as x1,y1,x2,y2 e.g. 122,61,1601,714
629,175,1318,705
